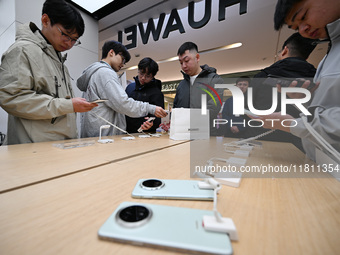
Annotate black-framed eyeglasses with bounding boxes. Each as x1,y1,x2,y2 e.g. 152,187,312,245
118,53,126,64
138,71,153,80
56,25,81,46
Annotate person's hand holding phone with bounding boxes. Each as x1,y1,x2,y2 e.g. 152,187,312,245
277,79,320,99
154,107,167,118
72,98,98,112
264,75,319,99
140,117,155,131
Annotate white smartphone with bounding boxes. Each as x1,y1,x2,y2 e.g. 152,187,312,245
131,179,214,200
137,117,156,132
98,201,233,255
89,99,108,103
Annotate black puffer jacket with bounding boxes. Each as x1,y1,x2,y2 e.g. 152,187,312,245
125,77,164,133
173,64,224,110
173,65,224,136
252,57,316,117
247,57,317,151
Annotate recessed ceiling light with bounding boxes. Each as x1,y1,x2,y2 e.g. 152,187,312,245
157,56,179,64
126,65,138,71
200,43,243,54
123,42,242,71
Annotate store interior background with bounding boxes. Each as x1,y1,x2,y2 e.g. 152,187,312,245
0,0,328,138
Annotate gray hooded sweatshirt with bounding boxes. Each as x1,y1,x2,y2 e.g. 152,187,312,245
77,61,156,137
291,18,340,163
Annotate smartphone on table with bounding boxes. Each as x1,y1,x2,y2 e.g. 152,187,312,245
131,178,214,200
98,201,233,255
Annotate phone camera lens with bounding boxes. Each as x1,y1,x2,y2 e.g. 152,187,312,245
141,179,165,190
116,205,152,228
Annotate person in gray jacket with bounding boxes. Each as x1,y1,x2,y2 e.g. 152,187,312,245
0,0,97,145
258,0,340,163
77,40,167,138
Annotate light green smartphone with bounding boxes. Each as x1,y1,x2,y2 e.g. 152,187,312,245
98,202,233,255
131,179,214,200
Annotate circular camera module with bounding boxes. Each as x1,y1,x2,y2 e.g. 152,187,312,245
116,205,152,228
141,179,165,190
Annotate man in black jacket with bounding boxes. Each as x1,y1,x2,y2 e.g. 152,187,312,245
247,32,317,150
173,42,224,135
125,57,164,133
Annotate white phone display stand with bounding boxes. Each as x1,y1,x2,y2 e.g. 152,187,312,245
122,136,135,140
203,215,238,241
98,125,114,144
150,133,162,137
196,172,238,241
94,113,135,140
205,157,244,188
225,149,251,157
139,134,151,138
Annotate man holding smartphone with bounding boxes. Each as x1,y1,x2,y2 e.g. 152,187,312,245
77,41,167,138
125,57,164,133
252,32,317,118
0,0,98,145
247,32,317,151
259,0,340,162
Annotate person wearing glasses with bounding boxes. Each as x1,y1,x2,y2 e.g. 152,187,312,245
257,0,340,163
77,41,167,138
0,0,97,145
125,57,165,133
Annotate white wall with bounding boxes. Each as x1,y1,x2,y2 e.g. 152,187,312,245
0,0,99,138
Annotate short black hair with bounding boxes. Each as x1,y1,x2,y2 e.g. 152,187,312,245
101,40,131,63
274,0,303,31
42,0,85,37
236,76,251,85
138,57,159,76
283,32,317,59
177,42,198,56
